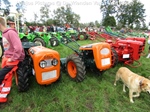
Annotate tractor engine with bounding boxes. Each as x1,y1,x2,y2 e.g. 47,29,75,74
81,50,96,69
15,42,61,92
79,42,113,71
28,46,60,85
108,39,143,65
125,37,146,51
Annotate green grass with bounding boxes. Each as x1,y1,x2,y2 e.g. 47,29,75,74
1,39,150,112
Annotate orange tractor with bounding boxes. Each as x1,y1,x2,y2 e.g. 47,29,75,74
1,42,61,93
62,40,118,82
0,42,61,102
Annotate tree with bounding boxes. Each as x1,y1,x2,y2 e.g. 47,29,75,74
102,16,116,27
89,22,95,27
15,1,27,26
0,0,11,10
79,23,88,29
46,19,57,26
53,4,80,27
95,20,100,28
100,0,119,19
33,12,38,24
116,0,146,28
100,0,119,27
16,1,26,13
40,4,50,25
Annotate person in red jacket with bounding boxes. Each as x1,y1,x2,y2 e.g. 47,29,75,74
0,17,25,84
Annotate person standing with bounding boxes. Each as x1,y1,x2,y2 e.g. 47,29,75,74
22,23,28,34
50,24,55,32
43,25,47,32
147,35,150,58
35,26,40,32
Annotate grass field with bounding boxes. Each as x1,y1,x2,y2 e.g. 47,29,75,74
1,39,150,112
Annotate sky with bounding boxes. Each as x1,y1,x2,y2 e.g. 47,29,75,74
9,0,102,23
6,0,150,25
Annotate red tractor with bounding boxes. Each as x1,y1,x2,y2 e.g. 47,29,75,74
125,37,146,52
106,38,145,67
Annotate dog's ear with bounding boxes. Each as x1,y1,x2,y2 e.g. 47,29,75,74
140,82,148,88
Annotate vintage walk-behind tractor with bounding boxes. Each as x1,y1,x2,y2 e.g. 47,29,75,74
0,42,62,102
1,42,61,92
61,39,118,82
17,42,61,91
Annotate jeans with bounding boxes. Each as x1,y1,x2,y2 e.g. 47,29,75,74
0,66,13,84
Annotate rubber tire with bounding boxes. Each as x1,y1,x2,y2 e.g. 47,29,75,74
71,35,77,41
61,37,68,44
50,37,59,47
78,32,87,40
21,37,28,42
16,61,29,92
33,37,46,47
66,54,86,82
111,47,118,67
0,39,4,59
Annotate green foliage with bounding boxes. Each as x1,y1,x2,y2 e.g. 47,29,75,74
33,12,38,24
101,0,146,30
53,4,80,27
95,20,100,28
15,1,27,25
100,0,119,18
16,1,26,13
89,22,95,27
117,0,146,28
103,16,116,27
40,4,50,25
0,0,11,10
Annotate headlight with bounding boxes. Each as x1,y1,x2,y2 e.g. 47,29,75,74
40,60,47,68
29,49,34,54
100,48,110,55
51,59,58,66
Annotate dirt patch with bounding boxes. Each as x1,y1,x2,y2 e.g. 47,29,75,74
52,97,59,103
30,102,35,108
64,105,71,112
86,102,94,112
0,97,13,109
104,91,110,112
85,97,94,112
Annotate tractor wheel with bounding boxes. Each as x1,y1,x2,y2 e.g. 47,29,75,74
61,37,68,44
66,54,86,82
50,37,59,47
0,39,4,59
33,38,46,47
71,35,77,41
16,62,30,92
78,32,87,40
21,37,28,42
111,47,118,67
